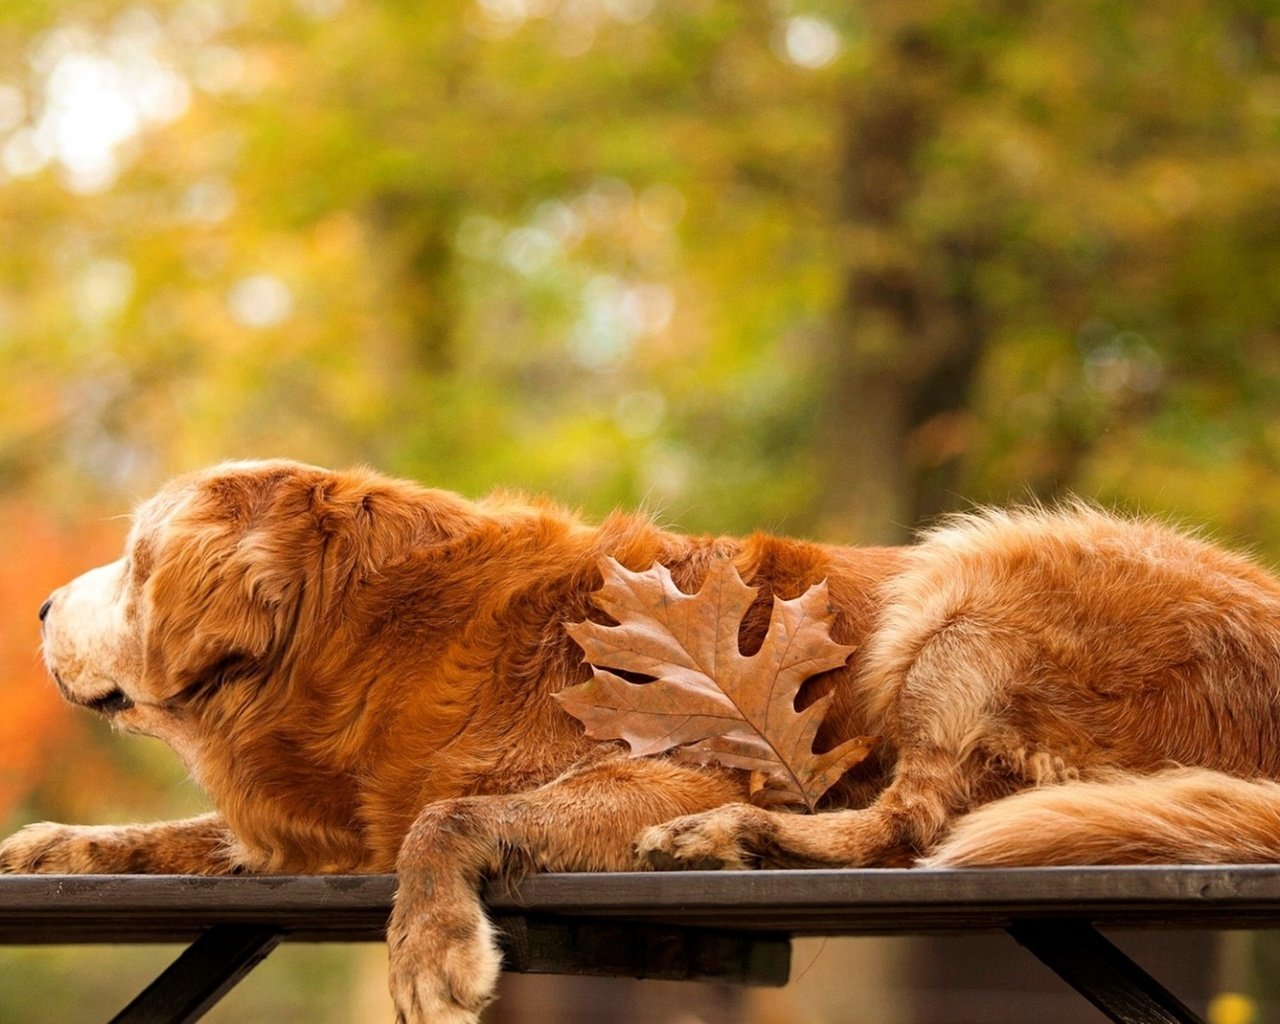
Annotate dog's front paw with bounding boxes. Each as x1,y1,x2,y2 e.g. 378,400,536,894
387,887,502,1024
0,822,93,873
637,804,771,870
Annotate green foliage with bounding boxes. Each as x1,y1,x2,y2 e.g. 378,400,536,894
1,1,1276,543
0,942,374,1023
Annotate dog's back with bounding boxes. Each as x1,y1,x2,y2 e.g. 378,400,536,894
644,505,1280,870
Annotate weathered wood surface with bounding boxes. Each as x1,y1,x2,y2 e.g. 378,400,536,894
495,916,791,985
3,866,1280,945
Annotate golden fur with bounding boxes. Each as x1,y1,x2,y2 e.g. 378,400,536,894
6,460,1280,1021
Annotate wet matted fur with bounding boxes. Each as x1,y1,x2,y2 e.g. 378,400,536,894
7,459,1280,1022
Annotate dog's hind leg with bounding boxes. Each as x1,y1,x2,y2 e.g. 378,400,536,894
641,613,1040,870
638,743,966,869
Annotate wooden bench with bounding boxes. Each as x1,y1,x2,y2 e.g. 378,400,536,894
4,865,1273,1024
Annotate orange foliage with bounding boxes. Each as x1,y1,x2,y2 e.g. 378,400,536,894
0,504,126,822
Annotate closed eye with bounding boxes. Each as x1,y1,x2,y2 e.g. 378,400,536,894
85,688,135,715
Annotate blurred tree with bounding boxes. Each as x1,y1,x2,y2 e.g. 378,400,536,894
814,1,1280,541
3,1,1277,542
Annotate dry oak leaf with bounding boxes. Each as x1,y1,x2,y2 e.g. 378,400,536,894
556,555,876,811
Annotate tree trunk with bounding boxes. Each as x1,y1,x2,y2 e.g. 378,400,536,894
817,24,987,545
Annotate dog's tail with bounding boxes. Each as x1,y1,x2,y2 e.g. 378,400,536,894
921,768,1280,867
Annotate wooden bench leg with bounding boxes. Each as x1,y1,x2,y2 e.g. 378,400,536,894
1008,920,1205,1024
106,925,283,1024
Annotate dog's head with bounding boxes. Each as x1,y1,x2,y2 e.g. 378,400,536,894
39,459,471,745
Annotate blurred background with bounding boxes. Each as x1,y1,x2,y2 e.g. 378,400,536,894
2,0,1280,1020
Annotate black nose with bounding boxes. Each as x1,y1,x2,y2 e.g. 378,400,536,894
38,597,52,622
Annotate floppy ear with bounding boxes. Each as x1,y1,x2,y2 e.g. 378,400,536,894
137,500,309,704
132,459,458,703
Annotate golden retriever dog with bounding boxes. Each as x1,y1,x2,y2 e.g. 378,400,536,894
7,459,1280,1022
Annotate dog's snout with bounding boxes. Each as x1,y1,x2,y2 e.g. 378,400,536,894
38,596,52,622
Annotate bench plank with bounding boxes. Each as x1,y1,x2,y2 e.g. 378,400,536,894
4,866,1280,943
495,915,790,985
